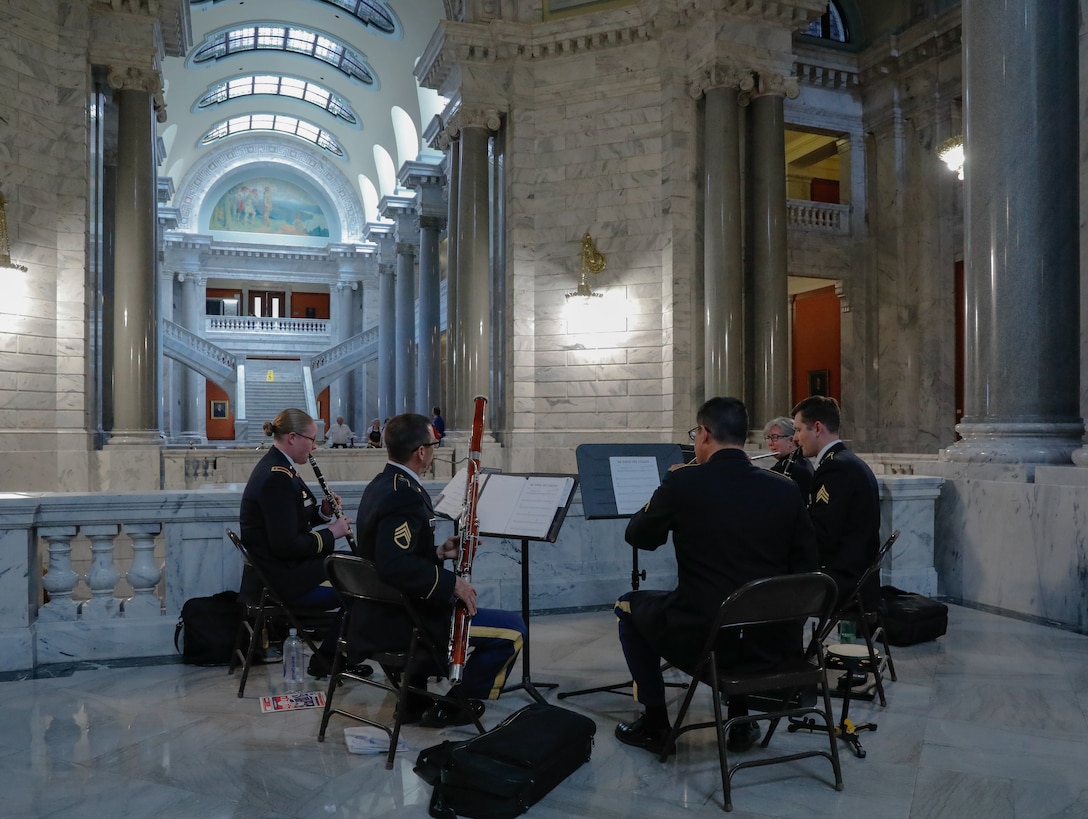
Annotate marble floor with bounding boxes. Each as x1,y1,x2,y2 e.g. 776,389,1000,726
2,603,1088,818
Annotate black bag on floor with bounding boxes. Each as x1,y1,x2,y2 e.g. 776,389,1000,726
174,590,242,665
415,702,596,819
881,585,948,646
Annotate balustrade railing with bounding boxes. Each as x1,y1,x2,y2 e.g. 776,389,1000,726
787,198,851,234
206,316,330,334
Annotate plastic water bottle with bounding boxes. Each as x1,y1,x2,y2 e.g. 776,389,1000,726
282,629,306,691
837,619,856,644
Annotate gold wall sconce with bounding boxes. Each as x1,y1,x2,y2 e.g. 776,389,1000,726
566,231,606,300
0,191,28,272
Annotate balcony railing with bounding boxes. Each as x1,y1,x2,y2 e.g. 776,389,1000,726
787,199,851,234
206,316,330,334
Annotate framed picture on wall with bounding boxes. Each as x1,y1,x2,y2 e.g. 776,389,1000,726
211,400,229,419
807,369,830,397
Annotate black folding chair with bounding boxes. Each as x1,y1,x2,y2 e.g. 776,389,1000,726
798,529,900,757
660,572,843,812
317,553,485,769
225,528,339,698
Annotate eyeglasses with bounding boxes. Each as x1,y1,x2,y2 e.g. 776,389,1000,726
764,434,792,443
420,440,440,448
687,426,701,441
294,432,316,444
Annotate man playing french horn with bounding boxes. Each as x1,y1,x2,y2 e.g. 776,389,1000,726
352,412,526,728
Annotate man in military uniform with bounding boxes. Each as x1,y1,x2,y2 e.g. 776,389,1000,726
614,397,819,756
354,413,526,727
791,395,881,610
239,408,354,675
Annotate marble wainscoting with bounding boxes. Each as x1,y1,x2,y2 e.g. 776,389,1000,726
922,462,1088,633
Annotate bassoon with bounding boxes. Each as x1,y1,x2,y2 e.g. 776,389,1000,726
307,453,358,553
448,394,487,683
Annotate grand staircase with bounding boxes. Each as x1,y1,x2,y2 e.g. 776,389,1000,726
243,360,309,438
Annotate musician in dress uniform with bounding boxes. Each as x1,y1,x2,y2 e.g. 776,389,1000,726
762,416,815,499
791,395,881,609
353,413,526,728
614,397,819,756
239,408,354,674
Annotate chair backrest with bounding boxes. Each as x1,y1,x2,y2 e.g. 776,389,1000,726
323,553,406,608
855,529,899,596
226,527,290,608
705,571,838,655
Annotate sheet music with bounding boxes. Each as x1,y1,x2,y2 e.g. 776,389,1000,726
478,475,575,539
434,467,476,520
609,456,661,515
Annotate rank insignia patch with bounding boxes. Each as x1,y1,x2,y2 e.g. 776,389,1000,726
815,485,831,504
394,521,412,550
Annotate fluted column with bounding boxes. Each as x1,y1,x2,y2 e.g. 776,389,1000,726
748,82,792,430
395,240,417,414
107,69,161,443
177,272,206,443
377,260,396,422
452,110,498,427
695,68,746,400
445,138,462,427
417,215,444,416
947,0,1082,464
329,281,356,421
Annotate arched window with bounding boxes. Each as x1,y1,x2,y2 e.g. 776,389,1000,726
192,0,398,38
196,75,359,125
801,1,849,44
200,115,345,157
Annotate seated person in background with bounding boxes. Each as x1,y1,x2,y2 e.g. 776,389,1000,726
791,395,881,610
614,397,818,756
431,407,445,445
353,413,527,727
239,407,354,677
366,419,383,448
327,415,354,448
762,416,814,500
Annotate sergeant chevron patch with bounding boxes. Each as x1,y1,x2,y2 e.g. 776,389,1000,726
394,521,412,550
815,485,830,504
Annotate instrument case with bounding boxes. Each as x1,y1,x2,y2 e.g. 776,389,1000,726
880,585,948,646
416,702,596,819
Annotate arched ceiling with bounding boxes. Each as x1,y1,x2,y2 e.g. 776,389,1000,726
159,0,446,242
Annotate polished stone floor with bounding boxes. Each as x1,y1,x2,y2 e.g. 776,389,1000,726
2,603,1088,818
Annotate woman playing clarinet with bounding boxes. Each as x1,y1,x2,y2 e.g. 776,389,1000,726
239,407,354,677
353,412,526,728
762,416,815,501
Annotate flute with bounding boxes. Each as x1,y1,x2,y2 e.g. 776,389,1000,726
448,395,487,683
307,454,357,552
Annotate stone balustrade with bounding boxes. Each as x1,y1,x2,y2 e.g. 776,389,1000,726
0,474,942,674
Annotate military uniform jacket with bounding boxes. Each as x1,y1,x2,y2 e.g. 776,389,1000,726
808,441,881,606
353,463,456,655
625,448,819,670
239,447,335,603
770,450,815,501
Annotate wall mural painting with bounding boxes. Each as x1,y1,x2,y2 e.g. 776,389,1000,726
208,178,330,237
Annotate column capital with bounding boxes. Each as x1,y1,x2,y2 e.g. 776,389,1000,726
447,108,502,137
107,65,167,121
396,241,417,257
420,214,447,231
744,72,801,103
689,62,754,99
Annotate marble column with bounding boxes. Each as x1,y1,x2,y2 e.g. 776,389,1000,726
453,113,496,426
702,82,744,399
177,272,206,443
748,89,789,429
946,0,1082,464
377,261,396,423
445,136,462,429
395,240,417,414
107,76,161,444
417,215,444,417
329,281,355,421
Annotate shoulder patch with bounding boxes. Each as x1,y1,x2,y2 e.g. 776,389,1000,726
271,466,294,477
815,485,831,504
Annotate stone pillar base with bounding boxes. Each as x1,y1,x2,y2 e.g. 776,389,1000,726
942,421,1083,465
95,443,163,491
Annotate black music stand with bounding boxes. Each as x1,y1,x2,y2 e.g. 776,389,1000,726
473,472,578,705
558,443,685,701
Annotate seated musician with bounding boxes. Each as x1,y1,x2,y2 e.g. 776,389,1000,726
239,407,354,677
365,418,383,448
614,397,819,755
762,416,815,500
352,413,527,728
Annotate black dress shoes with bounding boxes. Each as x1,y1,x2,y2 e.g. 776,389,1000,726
726,721,761,753
307,652,373,680
419,698,485,728
614,714,676,756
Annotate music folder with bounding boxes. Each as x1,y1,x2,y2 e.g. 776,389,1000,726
435,469,577,543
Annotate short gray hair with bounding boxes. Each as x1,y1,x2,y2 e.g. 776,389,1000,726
762,416,795,436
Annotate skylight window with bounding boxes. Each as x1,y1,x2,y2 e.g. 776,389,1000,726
801,1,849,43
192,25,376,86
200,114,345,157
191,0,398,38
196,75,358,125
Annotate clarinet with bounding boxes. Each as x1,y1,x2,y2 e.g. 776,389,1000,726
307,454,357,553
448,395,487,683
